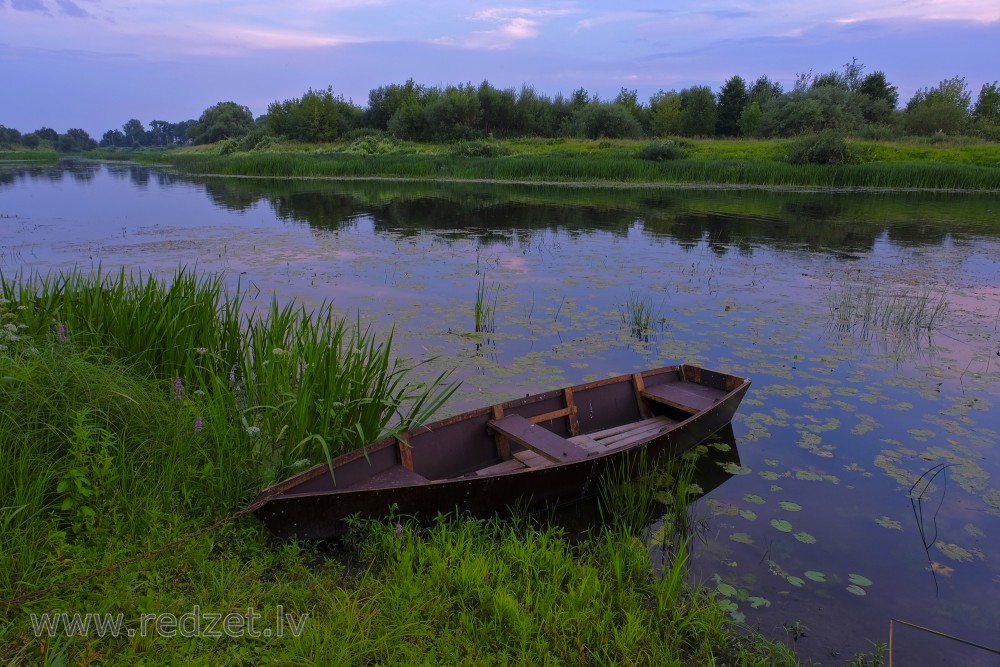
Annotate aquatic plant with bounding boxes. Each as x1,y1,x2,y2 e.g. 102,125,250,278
617,290,665,340
828,284,947,349
474,274,500,334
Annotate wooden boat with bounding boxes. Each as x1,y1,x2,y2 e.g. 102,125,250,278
253,364,751,539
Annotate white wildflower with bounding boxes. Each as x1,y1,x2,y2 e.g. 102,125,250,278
245,425,261,436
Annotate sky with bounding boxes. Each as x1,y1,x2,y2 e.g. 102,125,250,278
1,0,998,138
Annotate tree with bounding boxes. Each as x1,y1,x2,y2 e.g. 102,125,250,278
33,127,59,146
615,87,648,131
477,81,517,137
679,86,716,137
972,81,1000,140
57,128,97,152
571,102,642,139
716,76,748,136
759,86,861,136
0,125,21,146
148,120,174,147
367,79,424,131
738,102,764,137
649,90,682,136
748,76,782,107
421,83,481,141
904,76,971,135
188,102,255,144
857,71,899,125
264,87,362,142
122,118,146,147
100,129,126,147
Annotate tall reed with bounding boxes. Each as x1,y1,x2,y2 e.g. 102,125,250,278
828,284,948,349
0,267,456,476
474,274,500,334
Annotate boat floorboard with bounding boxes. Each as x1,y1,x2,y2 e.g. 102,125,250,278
471,415,676,477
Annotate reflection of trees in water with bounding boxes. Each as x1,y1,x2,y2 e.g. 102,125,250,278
7,163,998,254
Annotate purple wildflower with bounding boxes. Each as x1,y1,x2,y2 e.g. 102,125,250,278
395,522,403,538
57,323,67,343
174,377,183,401
195,416,203,432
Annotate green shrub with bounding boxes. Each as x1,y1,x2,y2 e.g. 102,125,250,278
348,134,401,155
449,140,510,158
788,130,857,165
639,140,687,161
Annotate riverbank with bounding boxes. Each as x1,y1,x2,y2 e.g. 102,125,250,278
87,135,1000,191
0,269,803,666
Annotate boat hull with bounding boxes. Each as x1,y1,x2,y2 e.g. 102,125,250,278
253,365,750,540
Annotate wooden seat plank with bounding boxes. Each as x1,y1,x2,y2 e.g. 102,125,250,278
641,382,721,413
488,414,589,463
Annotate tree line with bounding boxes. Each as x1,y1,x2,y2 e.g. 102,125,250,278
2,59,998,153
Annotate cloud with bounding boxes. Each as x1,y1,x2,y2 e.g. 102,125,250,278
441,6,576,50
54,0,89,17
9,0,50,13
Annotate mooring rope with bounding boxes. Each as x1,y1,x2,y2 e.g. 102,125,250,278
0,496,270,612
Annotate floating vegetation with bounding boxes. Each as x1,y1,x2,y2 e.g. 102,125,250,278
848,573,873,587
935,541,975,562
875,516,903,530
771,519,794,533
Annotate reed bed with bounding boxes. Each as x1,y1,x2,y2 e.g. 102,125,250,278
828,284,948,348
164,146,1000,190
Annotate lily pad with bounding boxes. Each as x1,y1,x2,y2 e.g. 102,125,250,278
722,463,752,475
770,519,793,533
875,516,902,530
738,509,758,521
804,571,826,582
794,531,816,544
847,573,872,587
935,541,974,562
744,494,766,505
715,581,738,598
779,501,802,512
730,532,754,545
786,576,805,587
846,584,867,596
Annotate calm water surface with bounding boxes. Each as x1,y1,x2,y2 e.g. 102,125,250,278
3,161,1000,665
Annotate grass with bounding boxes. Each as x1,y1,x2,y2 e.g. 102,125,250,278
0,267,456,479
0,269,802,665
141,136,1000,191
0,148,59,163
